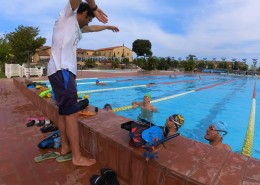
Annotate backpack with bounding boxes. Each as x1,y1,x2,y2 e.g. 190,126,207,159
121,119,179,161
121,120,168,148
38,130,61,149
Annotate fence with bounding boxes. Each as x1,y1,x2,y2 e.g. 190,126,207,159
5,63,44,78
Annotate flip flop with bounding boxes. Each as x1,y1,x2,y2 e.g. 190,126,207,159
40,123,58,133
26,120,36,127
100,168,120,185
90,175,106,185
34,152,60,162
79,110,96,116
56,153,72,162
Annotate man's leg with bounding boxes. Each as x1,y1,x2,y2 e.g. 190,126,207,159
65,113,96,166
57,115,71,155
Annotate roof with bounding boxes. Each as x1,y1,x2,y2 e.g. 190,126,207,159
96,45,132,51
37,50,50,57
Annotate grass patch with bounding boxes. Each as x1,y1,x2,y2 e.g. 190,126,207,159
0,71,6,78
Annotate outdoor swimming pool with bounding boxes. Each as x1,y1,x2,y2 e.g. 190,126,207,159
46,74,260,159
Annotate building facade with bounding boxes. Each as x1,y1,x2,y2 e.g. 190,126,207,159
33,45,133,66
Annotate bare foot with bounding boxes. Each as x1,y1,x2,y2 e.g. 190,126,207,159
72,156,96,167
61,144,71,156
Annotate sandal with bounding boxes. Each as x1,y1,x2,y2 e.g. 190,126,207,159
79,110,96,116
56,153,72,162
34,152,60,162
40,123,58,133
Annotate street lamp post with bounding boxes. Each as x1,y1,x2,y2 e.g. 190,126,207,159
242,59,247,75
221,57,226,71
203,57,207,69
231,58,236,72
252,58,258,76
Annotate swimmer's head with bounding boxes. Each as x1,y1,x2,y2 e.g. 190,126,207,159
144,94,151,101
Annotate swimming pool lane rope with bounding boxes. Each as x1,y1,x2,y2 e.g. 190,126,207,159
242,82,257,156
112,90,195,112
112,80,236,112
78,79,200,94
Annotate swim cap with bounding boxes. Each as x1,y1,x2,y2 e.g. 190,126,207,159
172,114,184,128
144,94,152,101
103,103,112,110
214,121,228,138
96,80,99,83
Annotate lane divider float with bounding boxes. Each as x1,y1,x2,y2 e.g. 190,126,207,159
242,82,257,156
113,80,236,112
79,84,146,94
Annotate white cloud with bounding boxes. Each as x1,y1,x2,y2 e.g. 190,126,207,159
1,0,260,66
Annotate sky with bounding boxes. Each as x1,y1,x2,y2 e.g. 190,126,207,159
1,0,260,67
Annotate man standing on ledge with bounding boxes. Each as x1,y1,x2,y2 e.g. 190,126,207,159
47,0,119,166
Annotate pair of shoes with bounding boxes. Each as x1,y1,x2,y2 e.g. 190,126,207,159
36,119,52,127
90,168,120,185
34,151,60,162
26,117,45,127
56,153,72,162
40,123,58,133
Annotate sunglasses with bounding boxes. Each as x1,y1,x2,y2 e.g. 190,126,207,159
210,126,227,135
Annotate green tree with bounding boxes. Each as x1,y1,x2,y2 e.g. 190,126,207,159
6,25,46,64
111,58,120,68
132,39,152,57
157,57,169,70
185,55,196,71
0,34,11,71
122,57,129,68
207,62,215,69
84,58,96,68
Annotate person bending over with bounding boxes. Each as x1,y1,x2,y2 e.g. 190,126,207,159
47,0,119,166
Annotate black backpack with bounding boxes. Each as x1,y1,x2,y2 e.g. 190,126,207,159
121,119,169,148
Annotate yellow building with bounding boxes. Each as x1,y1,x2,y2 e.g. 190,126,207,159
32,46,51,64
33,45,133,65
95,45,133,62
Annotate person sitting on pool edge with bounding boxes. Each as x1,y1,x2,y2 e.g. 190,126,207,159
96,80,107,86
204,121,232,152
132,94,158,112
103,103,112,112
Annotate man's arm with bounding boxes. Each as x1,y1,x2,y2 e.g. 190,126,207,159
70,0,81,11
151,105,158,112
85,0,96,9
81,25,119,33
70,0,98,10
86,0,108,23
132,101,142,108
70,0,108,23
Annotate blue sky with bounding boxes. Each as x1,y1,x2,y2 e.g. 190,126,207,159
1,0,260,67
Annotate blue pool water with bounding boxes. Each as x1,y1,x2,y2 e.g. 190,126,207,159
46,74,260,159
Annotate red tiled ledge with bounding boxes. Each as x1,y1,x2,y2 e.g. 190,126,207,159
13,77,260,185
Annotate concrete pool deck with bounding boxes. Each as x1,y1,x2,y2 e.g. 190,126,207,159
1,70,260,185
